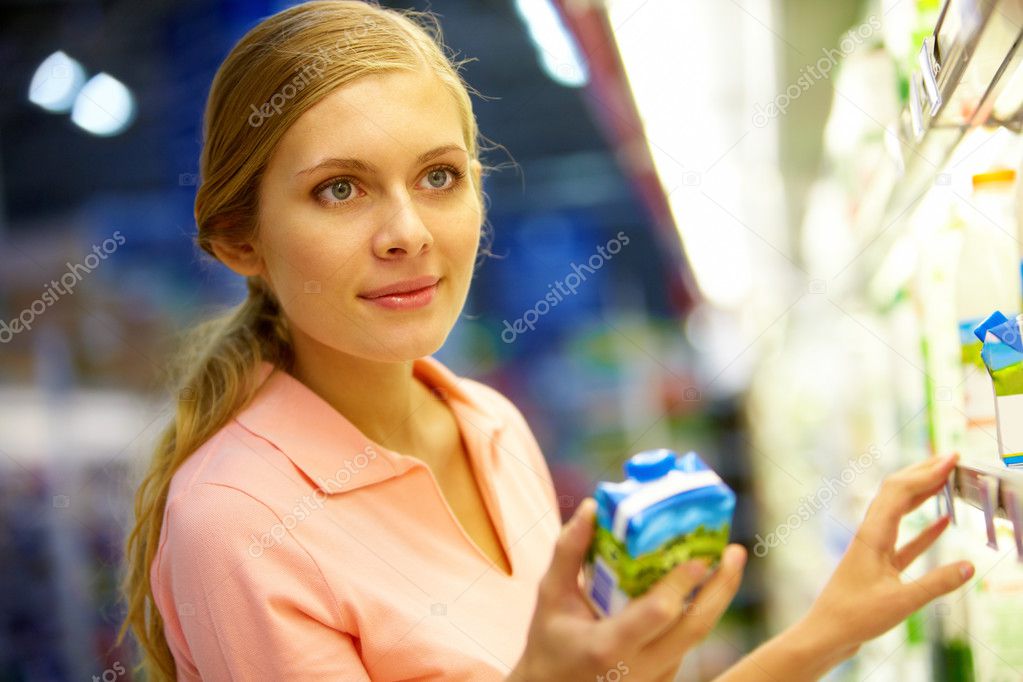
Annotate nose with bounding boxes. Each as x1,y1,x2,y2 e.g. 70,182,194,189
372,193,434,259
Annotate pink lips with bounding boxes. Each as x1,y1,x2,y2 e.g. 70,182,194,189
358,275,440,311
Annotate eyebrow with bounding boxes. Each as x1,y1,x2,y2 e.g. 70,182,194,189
295,144,468,178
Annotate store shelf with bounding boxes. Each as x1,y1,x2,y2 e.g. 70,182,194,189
891,0,1023,210
947,461,1023,557
853,0,1023,299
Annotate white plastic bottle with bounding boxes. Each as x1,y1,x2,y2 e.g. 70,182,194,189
955,169,1020,466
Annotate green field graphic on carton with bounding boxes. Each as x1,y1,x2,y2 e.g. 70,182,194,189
992,363,1023,396
586,522,730,597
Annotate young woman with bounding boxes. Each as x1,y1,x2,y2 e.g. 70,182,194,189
120,2,975,680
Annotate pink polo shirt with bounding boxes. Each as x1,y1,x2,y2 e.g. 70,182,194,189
151,356,563,680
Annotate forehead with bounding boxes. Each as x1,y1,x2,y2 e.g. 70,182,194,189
273,70,466,167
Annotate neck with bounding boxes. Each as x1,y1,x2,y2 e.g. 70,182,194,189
289,336,438,458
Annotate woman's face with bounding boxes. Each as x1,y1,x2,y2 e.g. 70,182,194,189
254,69,482,363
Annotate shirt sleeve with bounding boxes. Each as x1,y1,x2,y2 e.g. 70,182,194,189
155,482,372,681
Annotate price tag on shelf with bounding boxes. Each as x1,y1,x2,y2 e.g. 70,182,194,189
978,474,999,550
1002,486,1023,562
942,471,957,524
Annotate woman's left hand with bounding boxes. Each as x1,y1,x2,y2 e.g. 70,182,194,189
716,452,974,682
801,451,973,655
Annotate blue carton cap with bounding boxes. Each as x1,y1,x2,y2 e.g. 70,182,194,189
978,315,1023,371
625,448,676,481
974,311,1010,343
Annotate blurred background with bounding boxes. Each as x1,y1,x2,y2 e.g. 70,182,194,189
3,0,1023,679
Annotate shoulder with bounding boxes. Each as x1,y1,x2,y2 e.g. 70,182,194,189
157,420,325,576
153,478,346,638
156,436,338,610
166,419,308,512
161,427,302,562
162,479,277,561
156,449,335,605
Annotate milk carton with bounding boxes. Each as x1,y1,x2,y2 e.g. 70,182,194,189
583,449,735,617
973,311,1023,467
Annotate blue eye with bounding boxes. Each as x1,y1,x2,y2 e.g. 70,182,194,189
327,180,353,201
418,165,467,191
311,164,466,209
425,168,451,188
313,177,361,207
327,179,356,201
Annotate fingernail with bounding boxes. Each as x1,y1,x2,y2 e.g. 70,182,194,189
575,498,594,521
726,546,747,569
960,562,974,580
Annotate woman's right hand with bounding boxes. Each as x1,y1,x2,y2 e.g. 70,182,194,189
508,497,747,682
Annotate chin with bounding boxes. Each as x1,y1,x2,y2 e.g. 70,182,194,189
355,324,452,362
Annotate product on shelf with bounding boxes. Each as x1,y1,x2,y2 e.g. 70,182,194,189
583,449,735,617
973,311,1023,467
955,170,1021,464
1017,165,1023,298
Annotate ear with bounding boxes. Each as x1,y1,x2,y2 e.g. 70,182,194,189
210,237,264,278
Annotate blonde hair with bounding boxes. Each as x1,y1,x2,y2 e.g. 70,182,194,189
119,2,488,677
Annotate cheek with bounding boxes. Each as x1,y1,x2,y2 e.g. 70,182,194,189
263,225,360,298
456,223,481,258
442,228,481,290
446,213,482,260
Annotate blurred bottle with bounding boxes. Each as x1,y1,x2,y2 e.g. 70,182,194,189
932,500,987,682
966,519,1023,681
955,170,1020,466
1017,163,1023,305
915,189,964,460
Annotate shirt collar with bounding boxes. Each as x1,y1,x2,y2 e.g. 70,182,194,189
233,356,506,495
